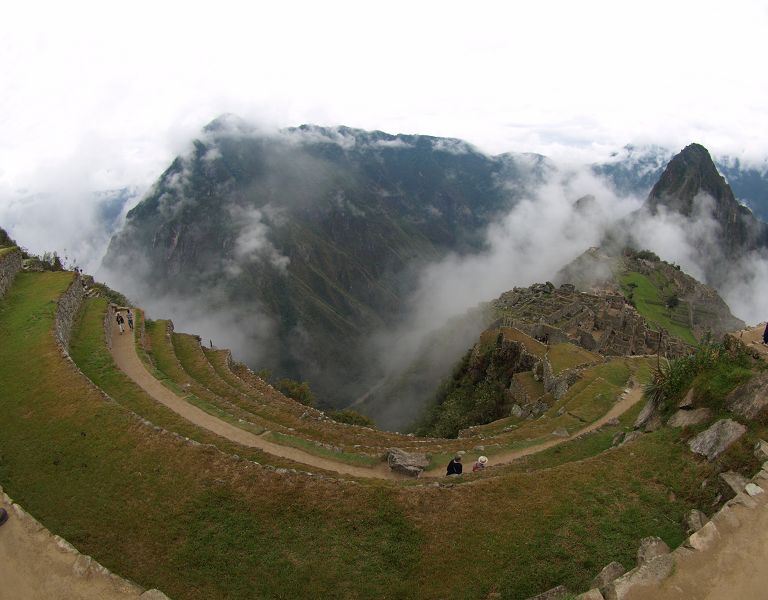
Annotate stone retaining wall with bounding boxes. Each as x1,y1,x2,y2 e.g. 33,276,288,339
0,247,22,299
54,272,85,351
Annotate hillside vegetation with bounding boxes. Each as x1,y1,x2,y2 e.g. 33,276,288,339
2,262,767,599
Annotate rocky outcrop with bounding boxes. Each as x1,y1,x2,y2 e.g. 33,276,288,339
668,408,711,428
54,272,85,351
688,419,747,461
725,372,768,419
386,448,429,477
0,247,22,299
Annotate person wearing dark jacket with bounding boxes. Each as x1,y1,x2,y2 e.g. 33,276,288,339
446,455,463,476
763,322,768,345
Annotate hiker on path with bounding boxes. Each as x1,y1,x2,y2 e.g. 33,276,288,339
446,454,463,476
0,507,8,527
472,456,488,472
209,339,213,348
126,309,134,331
116,312,125,334
763,322,768,345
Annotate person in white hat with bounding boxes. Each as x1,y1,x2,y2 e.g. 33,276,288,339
472,456,488,472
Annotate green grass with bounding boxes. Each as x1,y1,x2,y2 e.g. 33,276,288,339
0,245,17,257
513,371,545,400
619,271,697,345
0,272,423,600
548,343,601,374
5,271,768,600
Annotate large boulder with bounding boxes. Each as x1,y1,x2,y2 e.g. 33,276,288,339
725,372,768,419
688,419,746,461
668,408,711,428
386,448,429,477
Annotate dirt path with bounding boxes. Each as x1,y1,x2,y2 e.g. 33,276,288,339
421,384,644,477
110,319,401,480
0,495,145,599
628,483,768,600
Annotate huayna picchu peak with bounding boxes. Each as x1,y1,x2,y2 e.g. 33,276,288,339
644,143,768,257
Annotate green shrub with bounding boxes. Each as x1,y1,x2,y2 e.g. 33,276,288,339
276,378,315,406
327,409,376,428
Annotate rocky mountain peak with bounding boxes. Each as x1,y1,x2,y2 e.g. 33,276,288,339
644,143,768,259
646,143,736,217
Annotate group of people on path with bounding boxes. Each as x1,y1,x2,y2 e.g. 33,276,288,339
115,309,134,334
446,453,488,476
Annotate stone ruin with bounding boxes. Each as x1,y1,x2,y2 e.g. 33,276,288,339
492,282,690,359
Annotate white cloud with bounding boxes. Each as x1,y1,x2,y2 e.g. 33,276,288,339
1,0,767,266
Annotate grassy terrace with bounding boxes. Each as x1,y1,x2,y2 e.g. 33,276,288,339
70,297,300,469
548,342,602,374
619,271,698,345
0,272,424,599
142,319,285,434
165,326,430,456
4,271,767,598
0,245,17,257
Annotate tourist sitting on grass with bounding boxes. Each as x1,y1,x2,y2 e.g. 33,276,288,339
472,456,488,472
446,454,463,476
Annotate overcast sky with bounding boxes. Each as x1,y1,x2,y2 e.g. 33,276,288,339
1,0,767,261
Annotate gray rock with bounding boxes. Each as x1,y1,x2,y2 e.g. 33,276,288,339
668,408,711,428
678,388,695,409
526,584,571,600
386,448,429,477
637,536,670,564
633,399,657,431
552,427,570,438
754,439,768,460
511,403,526,418
725,371,768,419
604,417,620,427
603,555,674,600
719,470,749,494
591,561,625,590
611,431,625,447
684,509,708,534
688,419,747,461
619,431,643,447
745,483,764,497
578,590,605,600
